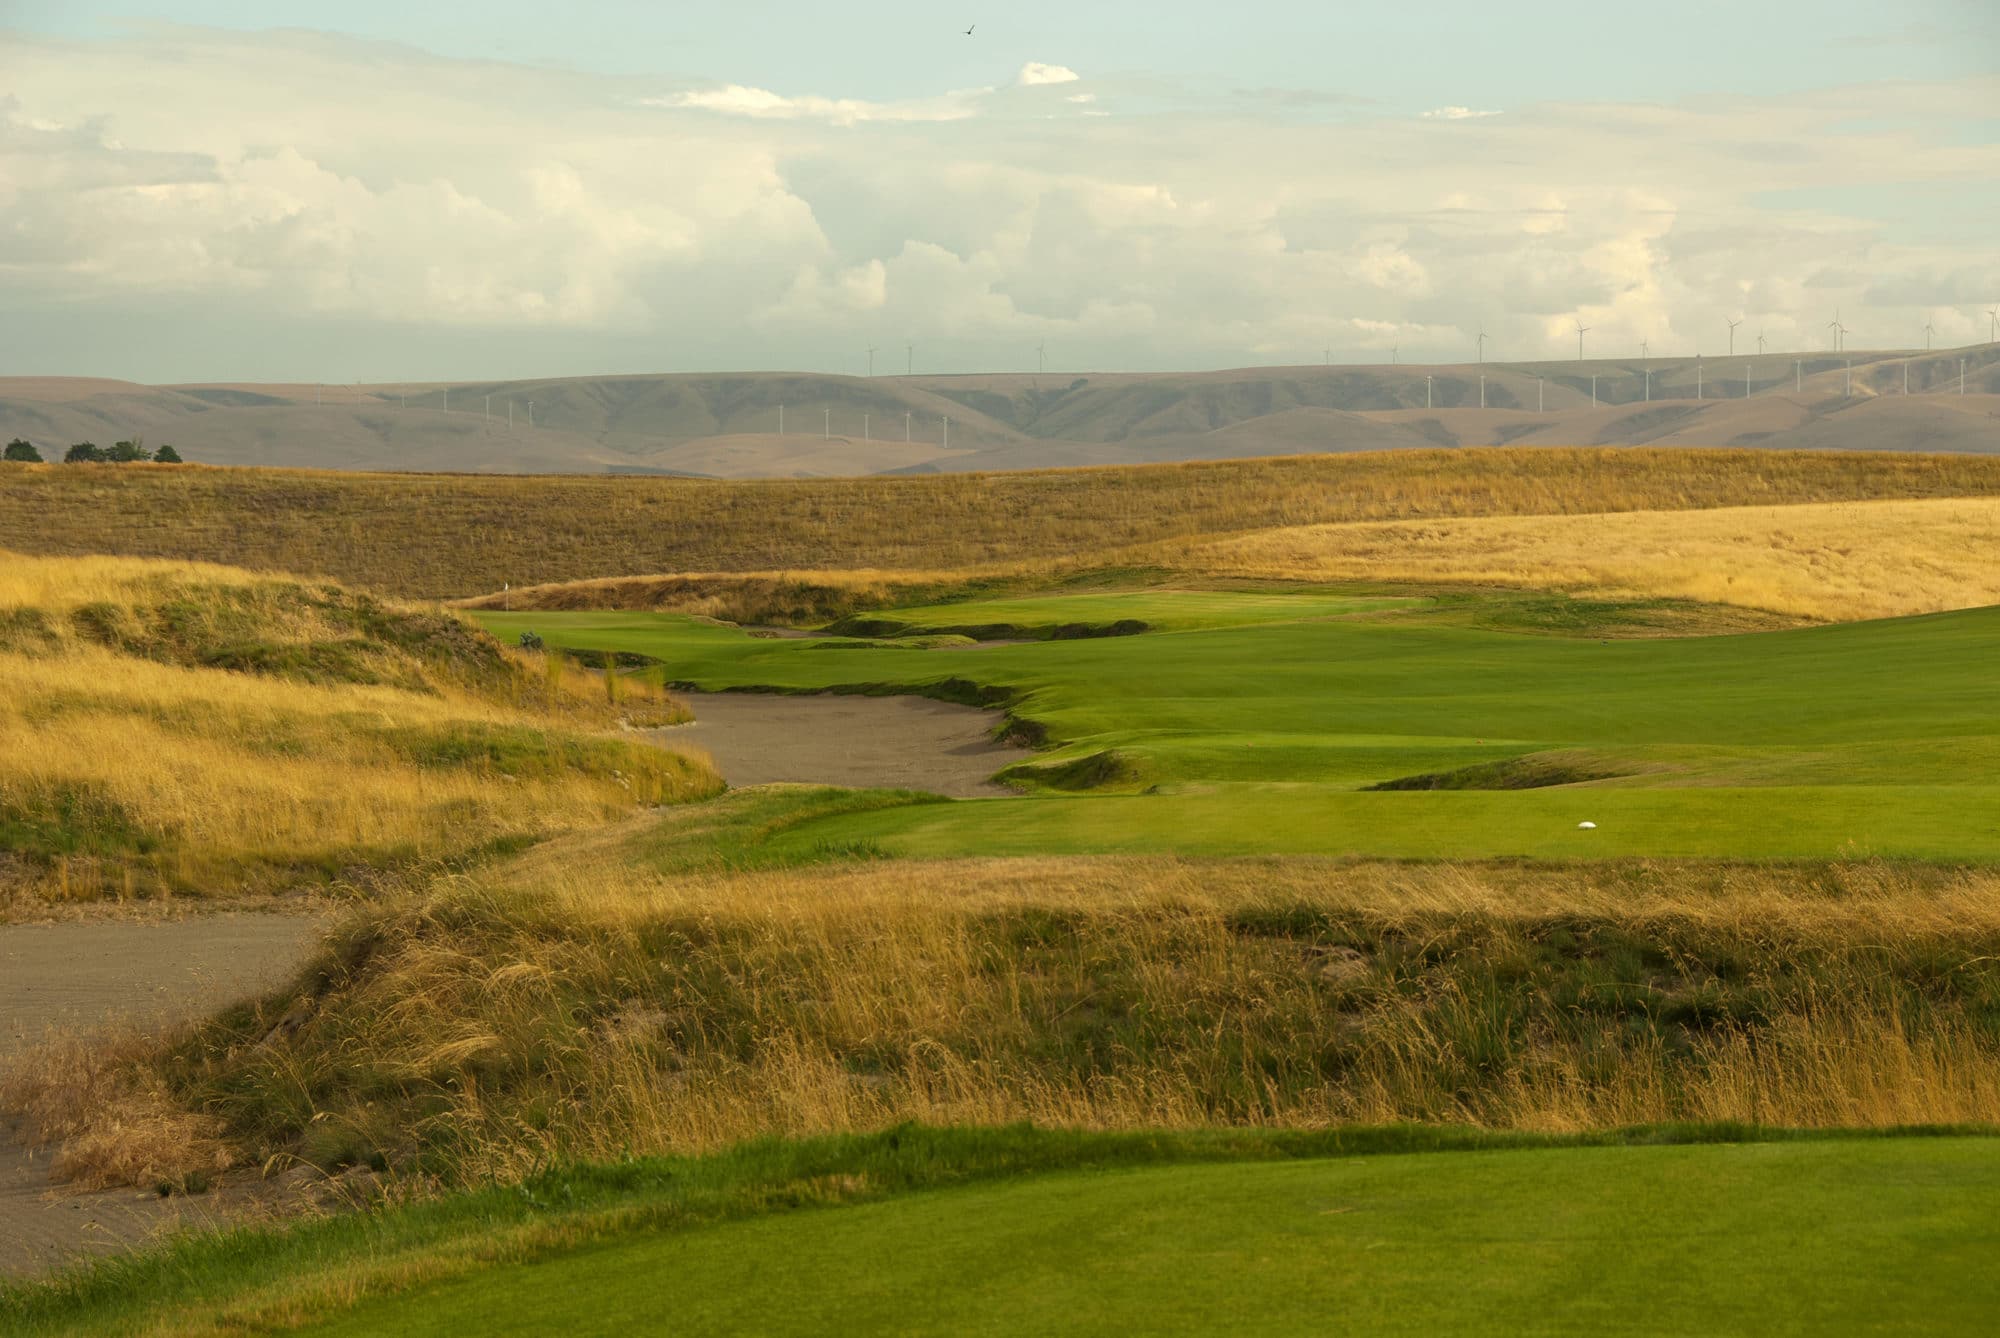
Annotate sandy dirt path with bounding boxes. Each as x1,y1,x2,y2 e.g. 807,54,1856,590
0,912,323,1279
646,692,1021,798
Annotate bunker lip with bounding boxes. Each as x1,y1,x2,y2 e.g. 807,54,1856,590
825,615,1150,642
0,911,324,1279
1365,753,1632,793
644,691,1025,798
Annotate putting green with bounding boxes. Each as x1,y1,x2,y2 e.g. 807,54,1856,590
300,1137,2000,1337
475,590,2000,861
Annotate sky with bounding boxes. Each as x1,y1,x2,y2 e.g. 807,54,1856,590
2,1,1997,382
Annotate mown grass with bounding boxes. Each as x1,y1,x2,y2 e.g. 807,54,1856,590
304,1136,2000,1338
472,589,2000,861
2,1124,1991,1337
3,1120,1984,1328
7,449,2000,599
0,552,718,907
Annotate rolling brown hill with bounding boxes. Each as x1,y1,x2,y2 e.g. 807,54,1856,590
3,346,1995,478
7,448,2000,600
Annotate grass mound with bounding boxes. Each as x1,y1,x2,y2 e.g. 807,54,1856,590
1366,752,1628,791
998,749,1136,791
0,552,719,906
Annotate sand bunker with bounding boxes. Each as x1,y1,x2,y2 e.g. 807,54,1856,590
0,912,322,1277
647,692,1020,798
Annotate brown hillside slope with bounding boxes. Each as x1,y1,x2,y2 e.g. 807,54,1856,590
7,449,2000,600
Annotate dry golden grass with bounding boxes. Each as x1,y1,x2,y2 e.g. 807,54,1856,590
45,844,1994,1189
1161,496,2000,621
457,568,991,624
0,551,717,906
0,1026,235,1192
478,494,2000,626
8,449,2000,598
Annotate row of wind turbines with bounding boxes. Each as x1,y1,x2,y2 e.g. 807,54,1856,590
862,306,1999,379
1526,305,2000,364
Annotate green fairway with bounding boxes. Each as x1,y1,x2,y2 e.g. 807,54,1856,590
300,1137,1999,1337
475,590,2000,861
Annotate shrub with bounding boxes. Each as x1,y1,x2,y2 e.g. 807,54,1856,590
3,438,41,463
153,445,184,464
64,442,107,463
107,440,152,463
518,630,545,651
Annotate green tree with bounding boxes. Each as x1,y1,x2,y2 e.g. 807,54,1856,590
64,442,106,463
2,439,41,463
107,439,151,462
153,444,183,463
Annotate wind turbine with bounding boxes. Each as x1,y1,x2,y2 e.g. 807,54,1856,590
1925,322,1935,352
1989,308,1998,343
1475,327,1487,364
866,346,877,377
1036,342,1046,375
1828,310,1846,352
1574,319,1590,361
1756,331,1766,356
1726,318,1742,357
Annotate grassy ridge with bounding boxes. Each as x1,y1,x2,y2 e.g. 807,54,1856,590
0,552,718,906
7,449,2000,599
35,846,1997,1192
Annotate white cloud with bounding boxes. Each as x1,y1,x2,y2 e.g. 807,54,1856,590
641,84,983,126
0,28,1995,379
1422,106,1502,120
1018,63,1081,87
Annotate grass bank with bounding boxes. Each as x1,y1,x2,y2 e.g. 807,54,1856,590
0,552,718,907
7,449,2000,599
22,850,1998,1193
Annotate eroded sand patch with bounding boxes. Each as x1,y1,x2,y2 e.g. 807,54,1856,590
0,912,322,1278
647,692,1021,798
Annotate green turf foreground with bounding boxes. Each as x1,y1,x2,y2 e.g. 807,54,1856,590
303,1137,1996,1338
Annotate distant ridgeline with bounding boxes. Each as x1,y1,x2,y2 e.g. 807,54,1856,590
4,437,183,464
